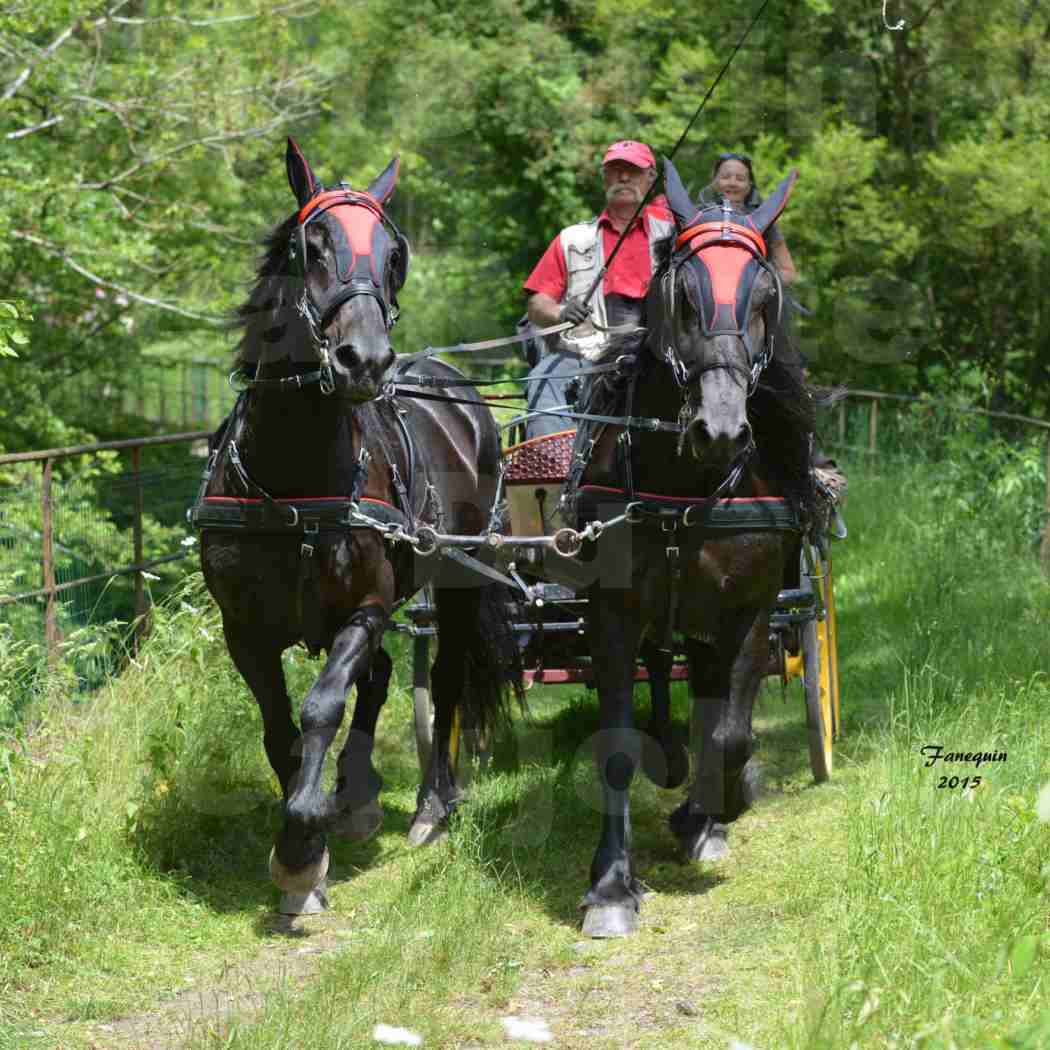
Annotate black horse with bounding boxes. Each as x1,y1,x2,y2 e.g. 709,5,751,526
570,158,820,937
195,139,520,911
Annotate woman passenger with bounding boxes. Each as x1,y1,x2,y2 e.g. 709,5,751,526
702,151,798,285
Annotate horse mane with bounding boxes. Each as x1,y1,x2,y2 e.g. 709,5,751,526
231,213,299,371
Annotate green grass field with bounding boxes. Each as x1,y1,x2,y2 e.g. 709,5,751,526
0,441,1048,1049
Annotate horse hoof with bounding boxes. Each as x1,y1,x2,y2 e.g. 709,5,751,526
688,822,729,862
278,881,329,915
269,845,330,894
406,819,448,849
331,799,383,842
581,903,639,939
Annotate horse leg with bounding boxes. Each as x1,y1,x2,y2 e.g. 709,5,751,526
271,605,386,895
639,638,689,790
222,618,300,799
670,610,766,862
581,598,645,938
407,591,473,848
330,644,391,843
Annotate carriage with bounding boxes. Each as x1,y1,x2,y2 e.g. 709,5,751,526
394,416,842,786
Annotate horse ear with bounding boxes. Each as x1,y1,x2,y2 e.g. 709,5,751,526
367,155,401,206
286,137,321,209
747,169,799,235
663,156,697,228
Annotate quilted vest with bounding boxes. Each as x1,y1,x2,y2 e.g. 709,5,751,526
559,213,675,360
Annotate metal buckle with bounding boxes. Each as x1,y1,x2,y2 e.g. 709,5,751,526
300,520,318,557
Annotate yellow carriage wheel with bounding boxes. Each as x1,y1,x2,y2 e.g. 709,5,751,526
825,556,841,739
803,555,834,783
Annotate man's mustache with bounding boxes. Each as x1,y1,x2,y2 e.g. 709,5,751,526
606,185,642,201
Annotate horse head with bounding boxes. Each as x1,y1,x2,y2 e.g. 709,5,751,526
657,157,797,472
280,137,410,401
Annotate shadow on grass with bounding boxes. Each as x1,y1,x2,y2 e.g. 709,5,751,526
399,691,743,930
131,781,388,922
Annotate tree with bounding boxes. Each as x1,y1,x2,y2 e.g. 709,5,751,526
1,0,330,449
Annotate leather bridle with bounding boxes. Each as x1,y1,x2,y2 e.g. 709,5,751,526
660,199,783,401
284,188,409,396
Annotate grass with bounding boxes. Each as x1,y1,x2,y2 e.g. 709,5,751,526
0,430,1047,1049
792,443,1050,1050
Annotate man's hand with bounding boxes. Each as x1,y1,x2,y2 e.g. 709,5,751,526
558,297,590,326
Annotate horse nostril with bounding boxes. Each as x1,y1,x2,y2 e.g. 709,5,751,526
689,418,712,445
335,344,360,370
736,422,752,448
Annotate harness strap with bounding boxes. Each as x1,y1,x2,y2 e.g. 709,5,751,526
392,354,639,390
620,371,640,502
369,402,416,531
575,486,802,532
189,495,406,532
298,521,325,656
394,318,645,370
392,386,685,433
662,521,682,655
233,367,328,392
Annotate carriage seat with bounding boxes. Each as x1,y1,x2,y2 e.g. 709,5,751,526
502,429,575,536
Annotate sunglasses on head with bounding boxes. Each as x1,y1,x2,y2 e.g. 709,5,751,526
714,151,754,174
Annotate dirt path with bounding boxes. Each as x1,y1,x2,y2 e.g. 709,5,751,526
68,914,357,1050
35,696,844,1050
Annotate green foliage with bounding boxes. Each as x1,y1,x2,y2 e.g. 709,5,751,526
0,300,31,359
790,444,1050,1048
3,0,1049,441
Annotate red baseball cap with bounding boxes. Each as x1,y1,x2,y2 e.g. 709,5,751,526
602,140,656,170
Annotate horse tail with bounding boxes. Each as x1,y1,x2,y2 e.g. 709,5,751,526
436,581,525,737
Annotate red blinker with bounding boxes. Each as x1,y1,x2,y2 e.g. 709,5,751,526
675,220,767,308
298,191,383,257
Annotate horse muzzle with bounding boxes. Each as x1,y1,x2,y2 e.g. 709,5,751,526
330,341,396,401
686,415,753,466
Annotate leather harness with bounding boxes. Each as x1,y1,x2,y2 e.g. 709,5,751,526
189,391,426,656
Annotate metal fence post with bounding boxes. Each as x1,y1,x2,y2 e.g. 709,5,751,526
131,445,147,646
868,399,879,455
838,400,846,444
1041,434,1050,576
41,457,58,667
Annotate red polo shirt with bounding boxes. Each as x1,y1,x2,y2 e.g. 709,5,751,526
523,199,673,302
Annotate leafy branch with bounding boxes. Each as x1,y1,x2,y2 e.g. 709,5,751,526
10,233,225,325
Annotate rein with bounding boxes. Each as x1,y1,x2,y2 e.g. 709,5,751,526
232,320,646,395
